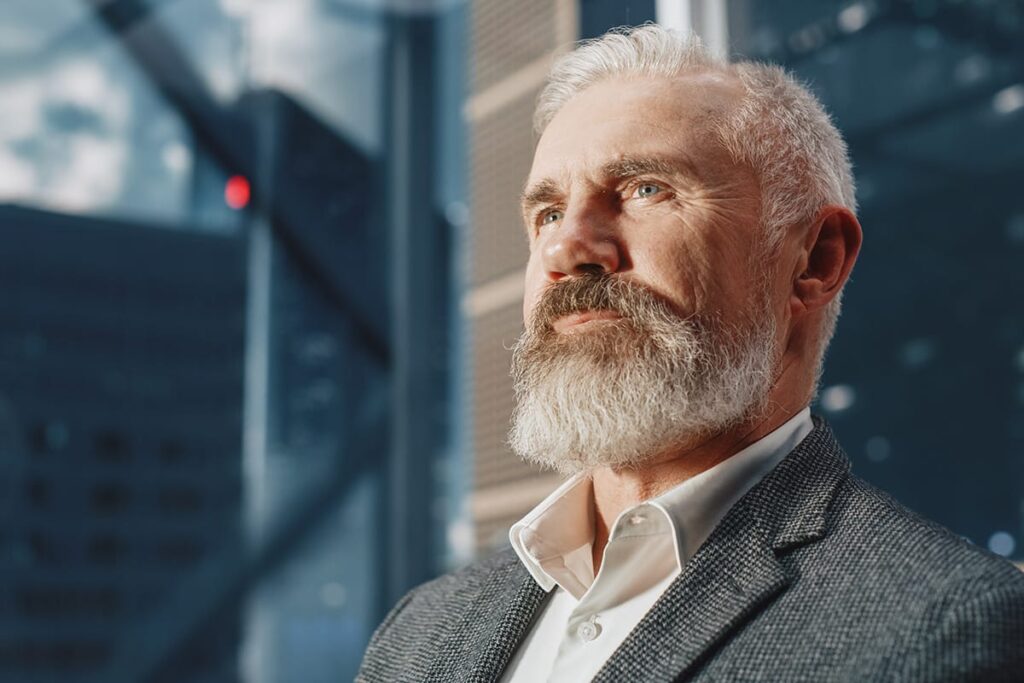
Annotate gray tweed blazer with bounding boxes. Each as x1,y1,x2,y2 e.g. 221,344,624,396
357,418,1024,682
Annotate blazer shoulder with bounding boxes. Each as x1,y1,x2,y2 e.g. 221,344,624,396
406,545,522,606
896,556,1024,681
357,546,523,682
827,473,1024,594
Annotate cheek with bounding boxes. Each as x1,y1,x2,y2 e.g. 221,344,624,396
631,233,709,314
700,232,757,309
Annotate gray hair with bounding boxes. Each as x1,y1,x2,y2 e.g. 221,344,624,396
534,24,857,386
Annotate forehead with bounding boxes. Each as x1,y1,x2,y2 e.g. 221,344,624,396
528,72,744,184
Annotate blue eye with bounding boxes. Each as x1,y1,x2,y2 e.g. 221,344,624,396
635,183,662,198
541,209,563,225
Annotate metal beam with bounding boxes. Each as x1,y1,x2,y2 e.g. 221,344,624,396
379,10,448,616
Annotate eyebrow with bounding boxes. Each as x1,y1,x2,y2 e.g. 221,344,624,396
601,156,680,180
519,154,696,220
519,179,562,220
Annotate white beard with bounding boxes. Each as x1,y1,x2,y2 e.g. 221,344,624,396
508,276,778,475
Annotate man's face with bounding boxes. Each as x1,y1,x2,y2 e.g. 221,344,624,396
510,73,782,473
521,73,764,336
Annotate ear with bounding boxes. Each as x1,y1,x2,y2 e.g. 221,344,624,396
792,206,862,315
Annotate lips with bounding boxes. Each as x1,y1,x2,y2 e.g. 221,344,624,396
552,310,623,332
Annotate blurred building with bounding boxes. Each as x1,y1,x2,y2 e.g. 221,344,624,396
0,1,464,681
0,205,246,681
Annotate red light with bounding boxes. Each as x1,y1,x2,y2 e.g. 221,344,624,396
225,175,250,210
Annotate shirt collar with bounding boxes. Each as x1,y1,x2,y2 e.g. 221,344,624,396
648,406,814,569
509,407,814,594
509,474,595,593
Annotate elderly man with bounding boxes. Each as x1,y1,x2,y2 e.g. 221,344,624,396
358,25,1024,682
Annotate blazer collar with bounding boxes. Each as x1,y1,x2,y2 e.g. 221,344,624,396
592,415,851,682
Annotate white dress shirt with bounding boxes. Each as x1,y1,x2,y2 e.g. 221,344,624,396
501,408,814,682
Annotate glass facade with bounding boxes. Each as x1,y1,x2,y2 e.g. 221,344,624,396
726,0,1024,556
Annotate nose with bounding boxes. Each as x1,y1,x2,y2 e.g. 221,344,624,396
540,202,622,280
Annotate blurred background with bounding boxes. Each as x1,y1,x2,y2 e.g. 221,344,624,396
0,0,1022,680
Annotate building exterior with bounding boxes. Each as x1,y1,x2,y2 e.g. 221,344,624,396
0,205,246,682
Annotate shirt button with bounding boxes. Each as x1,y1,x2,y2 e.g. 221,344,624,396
627,513,646,526
577,617,602,642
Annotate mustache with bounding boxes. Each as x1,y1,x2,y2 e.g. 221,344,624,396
529,273,676,332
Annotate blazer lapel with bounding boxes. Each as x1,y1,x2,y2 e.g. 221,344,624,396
594,417,852,683
426,554,550,682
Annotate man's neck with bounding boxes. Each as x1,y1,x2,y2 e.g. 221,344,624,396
589,400,803,574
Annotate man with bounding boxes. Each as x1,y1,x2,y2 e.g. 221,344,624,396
358,24,1024,682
